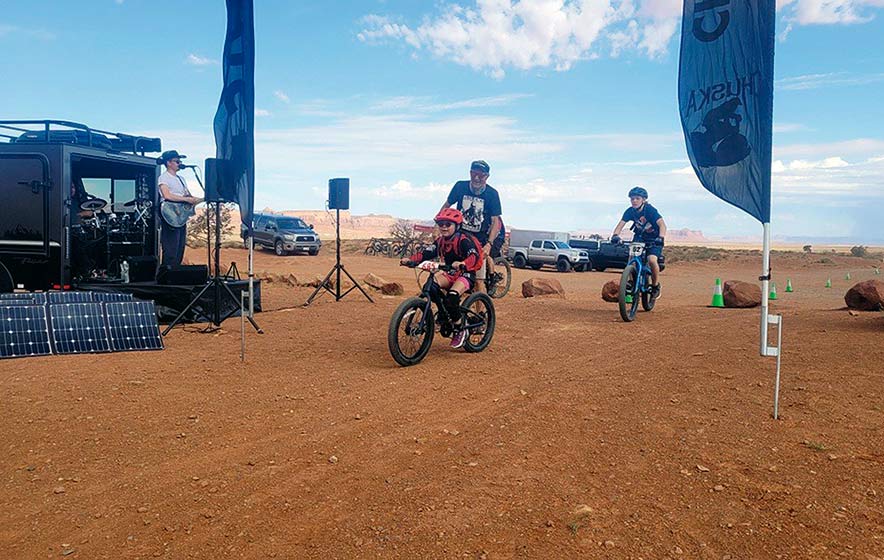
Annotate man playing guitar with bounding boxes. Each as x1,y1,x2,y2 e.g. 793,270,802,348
157,150,203,267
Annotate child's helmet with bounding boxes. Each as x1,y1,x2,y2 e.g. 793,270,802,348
628,186,648,199
434,208,464,225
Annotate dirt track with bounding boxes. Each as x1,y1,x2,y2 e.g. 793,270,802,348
2,246,883,559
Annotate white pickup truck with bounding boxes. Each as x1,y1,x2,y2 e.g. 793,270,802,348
508,239,589,272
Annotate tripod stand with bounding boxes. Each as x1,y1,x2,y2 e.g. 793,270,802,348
304,208,374,305
162,200,263,335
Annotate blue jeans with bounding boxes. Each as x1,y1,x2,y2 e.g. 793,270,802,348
161,223,187,267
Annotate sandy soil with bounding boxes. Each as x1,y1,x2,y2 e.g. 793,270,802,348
2,245,882,559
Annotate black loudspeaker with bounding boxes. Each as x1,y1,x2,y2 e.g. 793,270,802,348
205,158,236,202
126,256,158,283
328,178,349,210
157,264,209,285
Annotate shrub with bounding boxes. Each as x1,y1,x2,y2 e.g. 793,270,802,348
850,245,868,258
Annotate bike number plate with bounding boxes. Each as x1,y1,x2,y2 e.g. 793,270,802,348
629,244,644,257
418,261,439,272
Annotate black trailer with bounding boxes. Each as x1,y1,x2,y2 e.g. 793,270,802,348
0,120,162,291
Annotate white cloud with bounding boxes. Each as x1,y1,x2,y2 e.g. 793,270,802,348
358,1,681,78
776,72,884,90
273,90,291,104
372,180,450,199
779,0,884,25
255,109,271,117
0,24,55,40
186,53,219,66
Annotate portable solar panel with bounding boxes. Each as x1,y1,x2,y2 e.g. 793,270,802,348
0,292,48,305
105,301,163,352
91,292,134,303
0,305,52,358
48,291,94,305
49,303,111,354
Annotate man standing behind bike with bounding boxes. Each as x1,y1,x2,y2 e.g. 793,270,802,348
611,186,667,298
440,160,502,294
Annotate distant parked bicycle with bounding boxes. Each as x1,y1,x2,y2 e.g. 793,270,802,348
364,237,392,257
388,261,495,366
617,240,660,322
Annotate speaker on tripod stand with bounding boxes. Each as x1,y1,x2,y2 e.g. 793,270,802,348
304,178,374,305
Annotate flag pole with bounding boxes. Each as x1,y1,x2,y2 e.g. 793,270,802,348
761,221,783,419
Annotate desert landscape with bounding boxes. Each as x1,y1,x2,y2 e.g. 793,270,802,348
2,242,883,559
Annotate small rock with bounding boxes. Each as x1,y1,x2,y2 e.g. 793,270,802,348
468,462,478,467
137,506,148,513
53,486,66,494
546,520,554,527
713,485,725,492
828,454,838,461
697,464,710,472
354,414,362,420
328,455,339,464
604,540,615,548
520,389,528,396
61,548,76,556
573,505,593,516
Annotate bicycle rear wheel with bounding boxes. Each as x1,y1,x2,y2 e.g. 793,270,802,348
388,298,435,366
462,292,495,352
618,264,640,322
487,257,512,299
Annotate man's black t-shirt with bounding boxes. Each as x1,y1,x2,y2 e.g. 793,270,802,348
446,181,502,244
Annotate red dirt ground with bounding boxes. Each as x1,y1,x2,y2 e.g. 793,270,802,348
2,246,882,559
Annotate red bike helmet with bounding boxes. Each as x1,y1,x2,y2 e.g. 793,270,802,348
434,208,464,225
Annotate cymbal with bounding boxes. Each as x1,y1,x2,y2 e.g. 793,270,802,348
80,198,107,211
123,198,152,207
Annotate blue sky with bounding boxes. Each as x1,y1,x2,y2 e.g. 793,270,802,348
2,0,883,242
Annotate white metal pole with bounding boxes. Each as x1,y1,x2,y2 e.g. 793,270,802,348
248,220,255,317
760,222,771,356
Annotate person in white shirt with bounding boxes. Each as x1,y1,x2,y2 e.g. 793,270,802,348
157,150,201,266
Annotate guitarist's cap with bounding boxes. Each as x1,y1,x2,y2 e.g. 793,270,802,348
157,150,187,165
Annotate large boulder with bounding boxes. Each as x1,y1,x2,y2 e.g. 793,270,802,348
845,279,884,311
521,278,565,298
363,273,404,295
601,280,619,302
723,280,762,308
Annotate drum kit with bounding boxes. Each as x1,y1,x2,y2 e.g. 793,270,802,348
72,196,153,279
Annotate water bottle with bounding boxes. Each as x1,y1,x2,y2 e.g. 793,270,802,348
121,260,130,283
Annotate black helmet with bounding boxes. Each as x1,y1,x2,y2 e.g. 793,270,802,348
628,186,648,199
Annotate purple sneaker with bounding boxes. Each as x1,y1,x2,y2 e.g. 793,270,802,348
450,329,467,349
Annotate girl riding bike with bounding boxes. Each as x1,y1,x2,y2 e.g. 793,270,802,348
400,208,483,349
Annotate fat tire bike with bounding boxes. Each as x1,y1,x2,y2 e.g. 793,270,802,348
388,261,496,366
617,241,661,322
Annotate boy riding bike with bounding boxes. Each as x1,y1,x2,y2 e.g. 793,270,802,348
611,186,667,298
400,208,483,349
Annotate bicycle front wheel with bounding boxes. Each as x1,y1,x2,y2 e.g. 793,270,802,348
618,264,640,322
388,298,435,366
462,292,495,352
641,273,657,312
487,257,512,299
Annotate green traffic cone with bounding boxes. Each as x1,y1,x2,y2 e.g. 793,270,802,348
710,278,725,307
785,278,793,293
769,282,778,300
845,272,851,280
825,277,832,288
876,267,881,275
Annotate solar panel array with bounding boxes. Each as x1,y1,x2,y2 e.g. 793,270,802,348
0,291,162,359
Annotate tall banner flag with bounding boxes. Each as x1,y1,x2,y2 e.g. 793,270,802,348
213,0,255,232
678,0,775,223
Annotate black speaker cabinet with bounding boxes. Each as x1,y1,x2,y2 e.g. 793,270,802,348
328,178,349,210
126,256,158,283
157,264,209,285
205,158,236,202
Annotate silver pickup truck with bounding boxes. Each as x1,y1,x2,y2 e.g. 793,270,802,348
508,239,589,272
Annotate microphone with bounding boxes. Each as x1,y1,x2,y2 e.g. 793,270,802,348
179,163,197,169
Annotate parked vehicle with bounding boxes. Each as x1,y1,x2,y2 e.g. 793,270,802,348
244,212,321,256
508,238,589,272
568,238,629,272
508,228,569,248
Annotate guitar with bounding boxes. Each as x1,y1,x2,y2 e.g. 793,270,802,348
160,199,203,228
